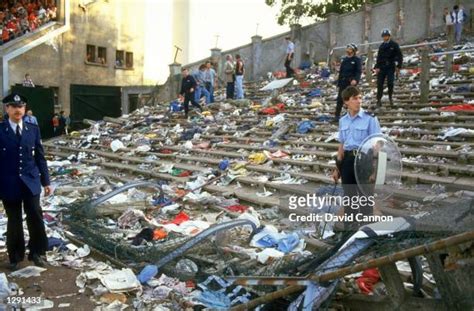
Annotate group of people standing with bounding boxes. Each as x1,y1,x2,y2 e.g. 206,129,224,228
179,54,245,118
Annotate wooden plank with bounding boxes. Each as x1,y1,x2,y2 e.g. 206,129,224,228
202,133,474,148
215,141,467,160
378,263,406,304
425,253,462,309
340,295,447,311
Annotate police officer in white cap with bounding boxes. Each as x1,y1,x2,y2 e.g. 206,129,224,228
335,43,362,121
0,93,52,270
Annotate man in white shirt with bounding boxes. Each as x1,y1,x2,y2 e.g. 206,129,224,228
451,5,465,44
224,54,235,99
22,74,35,88
285,36,295,78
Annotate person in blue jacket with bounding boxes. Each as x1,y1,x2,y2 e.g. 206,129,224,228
0,93,52,270
335,43,361,121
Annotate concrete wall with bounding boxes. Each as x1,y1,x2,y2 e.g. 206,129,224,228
370,1,397,42
403,0,428,43
7,0,147,114
164,0,473,97
301,22,330,63
336,10,365,47
9,42,61,89
258,33,290,80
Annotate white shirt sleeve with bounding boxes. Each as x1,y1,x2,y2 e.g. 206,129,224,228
286,42,295,54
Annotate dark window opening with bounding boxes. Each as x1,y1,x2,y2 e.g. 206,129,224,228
86,44,96,63
116,50,124,67
98,47,107,64
125,52,133,68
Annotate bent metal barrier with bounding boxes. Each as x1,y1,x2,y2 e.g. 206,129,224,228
65,181,259,269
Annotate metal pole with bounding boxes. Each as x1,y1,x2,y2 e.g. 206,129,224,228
419,49,430,104
366,48,374,84
399,40,446,49
445,29,454,76
230,230,474,310
173,45,182,63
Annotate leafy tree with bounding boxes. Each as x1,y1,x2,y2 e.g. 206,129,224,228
265,0,383,26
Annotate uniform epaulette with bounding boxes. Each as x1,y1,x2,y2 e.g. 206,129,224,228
24,121,38,127
364,111,376,117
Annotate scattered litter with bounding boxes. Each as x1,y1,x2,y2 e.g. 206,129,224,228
10,266,47,278
100,269,141,293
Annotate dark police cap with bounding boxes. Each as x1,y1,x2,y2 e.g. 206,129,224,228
381,28,391,37
2,93,27,106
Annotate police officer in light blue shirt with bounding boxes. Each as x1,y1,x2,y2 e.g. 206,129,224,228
333,86,381,229
24,109,38,125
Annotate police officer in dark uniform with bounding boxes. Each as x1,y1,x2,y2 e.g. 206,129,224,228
335,43,361,121
0,93,52,270
179,67,203,119
332,86,381,230
374,29,403,108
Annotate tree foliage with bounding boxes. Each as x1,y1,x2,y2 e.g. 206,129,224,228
265,0,383,26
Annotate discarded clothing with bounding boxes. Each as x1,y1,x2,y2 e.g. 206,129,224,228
356,268,380,295
137,265,158,284
248,152,268,164
197,290,231,309
297,120,315,134
180,128,201,141
439,104,474,111
226,205,249,213
307,88,322,97
261,107,279,115
219,159,230,170
132,228,154,246
169,100,182,112
153,228,168,240
48,237,68,251
165,211,190,225
251,226,302,254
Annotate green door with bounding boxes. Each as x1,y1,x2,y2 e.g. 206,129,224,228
11,85,55,138
70,85,122,123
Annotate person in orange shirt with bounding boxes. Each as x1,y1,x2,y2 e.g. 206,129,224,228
27,3,35,14
28,12,37,30
51,114,60,136
2,26,10,44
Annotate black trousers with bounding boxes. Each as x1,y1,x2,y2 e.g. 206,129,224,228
341,153,374,230
285,55,294,78
183,92,202,116
226,82,234,99
2,183,48,264
376,67,395,102
335,82,350,119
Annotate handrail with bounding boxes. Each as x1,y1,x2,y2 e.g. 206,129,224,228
399,40,446,50
328,39,448,64
327,40,383,64
430,48,474,57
